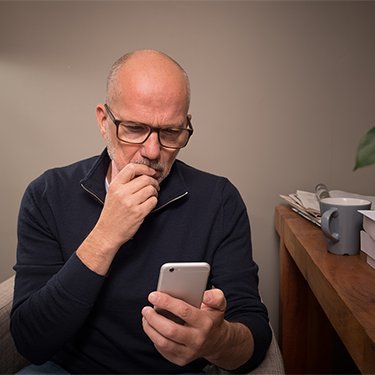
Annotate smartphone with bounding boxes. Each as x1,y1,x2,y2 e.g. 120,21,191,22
155,262,211,324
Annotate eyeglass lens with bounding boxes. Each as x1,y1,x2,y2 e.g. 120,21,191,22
117,123,190,148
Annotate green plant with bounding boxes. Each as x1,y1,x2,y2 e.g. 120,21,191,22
354,126,375,170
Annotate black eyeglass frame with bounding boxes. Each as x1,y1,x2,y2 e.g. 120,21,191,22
104,104,193,150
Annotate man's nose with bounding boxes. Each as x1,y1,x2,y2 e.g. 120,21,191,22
140,131,162,160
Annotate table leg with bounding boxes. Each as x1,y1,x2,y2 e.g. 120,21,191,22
279,235,333,374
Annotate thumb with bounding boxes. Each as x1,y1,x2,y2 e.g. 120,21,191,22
202,289,227,312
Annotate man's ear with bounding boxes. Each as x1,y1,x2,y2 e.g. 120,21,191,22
96,104,108,140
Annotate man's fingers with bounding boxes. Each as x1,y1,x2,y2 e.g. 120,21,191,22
149,292,200,327
115,163,157,184
108,163,160,202
110,163,160,197
142,291,223,367
142,307,189,366
142,304,188,347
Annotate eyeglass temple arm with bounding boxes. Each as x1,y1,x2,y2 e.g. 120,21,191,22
187,116,193,132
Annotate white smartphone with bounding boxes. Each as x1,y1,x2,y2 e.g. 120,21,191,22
155,262,211,324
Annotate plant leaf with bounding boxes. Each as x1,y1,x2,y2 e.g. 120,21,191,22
354,126,375,170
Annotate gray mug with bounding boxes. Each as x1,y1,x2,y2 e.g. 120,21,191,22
320,197,371,255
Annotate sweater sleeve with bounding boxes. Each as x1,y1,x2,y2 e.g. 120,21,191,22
209,179,272,372
10,175,106,365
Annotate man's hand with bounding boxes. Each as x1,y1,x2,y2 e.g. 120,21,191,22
141,289,254,370
77,163,159,275
96,163,159,248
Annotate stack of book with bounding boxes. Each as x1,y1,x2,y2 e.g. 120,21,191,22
359,210,375,270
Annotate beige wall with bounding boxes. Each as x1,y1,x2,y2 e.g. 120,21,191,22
2,1,375,340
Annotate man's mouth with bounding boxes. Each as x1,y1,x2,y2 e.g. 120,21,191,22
131,160,165,173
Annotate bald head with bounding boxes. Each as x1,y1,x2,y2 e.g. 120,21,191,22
106,50,190,114
97,50,192,185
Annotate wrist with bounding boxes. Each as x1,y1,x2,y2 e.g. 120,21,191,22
204,321,253,371
76,227,120,276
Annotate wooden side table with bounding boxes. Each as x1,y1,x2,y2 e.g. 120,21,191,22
275,205,375,374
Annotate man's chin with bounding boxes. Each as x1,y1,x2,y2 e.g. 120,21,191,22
151,168,171,184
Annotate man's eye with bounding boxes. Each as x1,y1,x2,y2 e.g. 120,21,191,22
123,124,147,133
163,128,181,136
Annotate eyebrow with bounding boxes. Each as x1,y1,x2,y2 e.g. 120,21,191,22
119,119,186,129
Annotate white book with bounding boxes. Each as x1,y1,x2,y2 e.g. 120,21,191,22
367,255,375,270
360,250,375,270
359,210,375,242
360,230,375,260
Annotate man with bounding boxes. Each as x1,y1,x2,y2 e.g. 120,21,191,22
11,50,271,374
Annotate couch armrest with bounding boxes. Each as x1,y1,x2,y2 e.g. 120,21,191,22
0,275,30,374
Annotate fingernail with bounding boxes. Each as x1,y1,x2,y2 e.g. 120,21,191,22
205,291,212,302
142,306,151,317
149,292,159,305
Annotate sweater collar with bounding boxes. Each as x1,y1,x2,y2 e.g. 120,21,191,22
80,148,189,210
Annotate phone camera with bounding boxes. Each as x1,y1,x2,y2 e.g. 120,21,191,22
169,267,174,272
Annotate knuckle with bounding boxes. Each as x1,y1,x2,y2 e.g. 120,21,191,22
146,184,158,196
202,317,214,332
164,324,179,339
124,163,136,177
162,293,174,309
157,336,171,351
137,174,148,182
177,303,191,320
147,196,158,210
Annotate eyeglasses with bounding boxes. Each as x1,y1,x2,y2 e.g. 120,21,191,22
105,104,193,150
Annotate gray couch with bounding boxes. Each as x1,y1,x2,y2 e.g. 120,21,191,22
0,276,284,374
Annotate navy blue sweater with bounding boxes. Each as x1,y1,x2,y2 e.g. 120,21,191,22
11,149,271,374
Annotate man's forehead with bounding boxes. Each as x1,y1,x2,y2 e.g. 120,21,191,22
115,72,188,114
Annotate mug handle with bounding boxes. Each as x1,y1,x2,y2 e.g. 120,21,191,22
321,208,340,242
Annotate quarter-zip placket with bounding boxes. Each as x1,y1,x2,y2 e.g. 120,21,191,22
151,191,188,213
80,183,105,205
81,181,188,213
